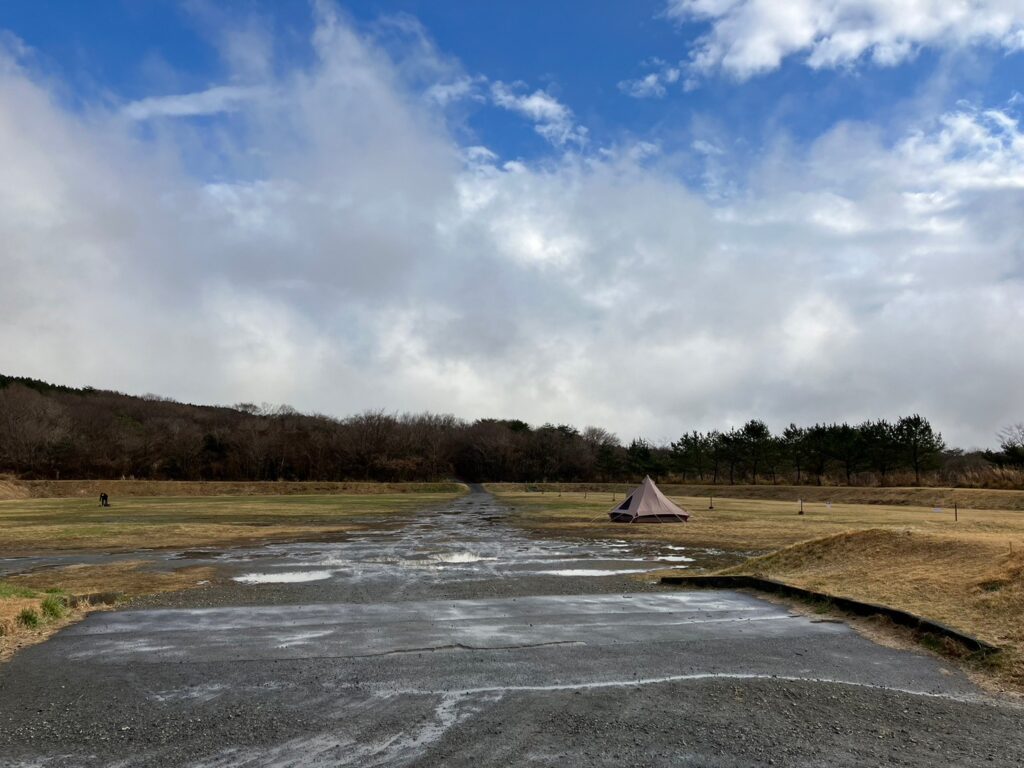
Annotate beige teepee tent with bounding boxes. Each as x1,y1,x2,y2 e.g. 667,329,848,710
608,476,689,523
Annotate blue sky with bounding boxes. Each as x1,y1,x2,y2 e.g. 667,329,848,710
9,1,1021,161
1,1,1023,447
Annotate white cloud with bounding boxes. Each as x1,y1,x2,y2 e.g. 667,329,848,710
123,84,268,120
620,72,667,99
1,11,1022,448
619,62,681,99
425,74,486,106
692,139,724,155
667,0,1024,78
490,81,588,146
898,106,1024,189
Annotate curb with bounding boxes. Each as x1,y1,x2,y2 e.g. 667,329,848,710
660,574,999,655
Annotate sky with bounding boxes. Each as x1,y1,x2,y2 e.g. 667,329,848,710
0,1,1022,449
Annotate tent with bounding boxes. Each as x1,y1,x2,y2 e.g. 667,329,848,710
608,476,689,523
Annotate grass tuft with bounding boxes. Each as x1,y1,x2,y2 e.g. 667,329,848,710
40,595,66,619
17,608,39,628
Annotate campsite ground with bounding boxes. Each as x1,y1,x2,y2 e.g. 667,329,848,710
0,483,464,657
490,484,1024,692
1,484,1022,766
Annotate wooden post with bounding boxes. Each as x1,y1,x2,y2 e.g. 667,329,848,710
708,495,714,510
798,499,804,515
954,501,958,522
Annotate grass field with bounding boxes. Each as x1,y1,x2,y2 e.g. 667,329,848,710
0,478,464,501
491,485,1024,692
491,487,1024,550
0,488,465,555
486,482,1024,511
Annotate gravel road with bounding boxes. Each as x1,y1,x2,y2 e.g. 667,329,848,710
1,487,1021,766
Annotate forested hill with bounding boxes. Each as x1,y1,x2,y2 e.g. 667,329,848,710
0,374,1020,485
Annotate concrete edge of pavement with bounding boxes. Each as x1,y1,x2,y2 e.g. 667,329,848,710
660,574,1000,655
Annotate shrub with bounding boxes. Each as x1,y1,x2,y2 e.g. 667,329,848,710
17,608,40,628
41,595,66,619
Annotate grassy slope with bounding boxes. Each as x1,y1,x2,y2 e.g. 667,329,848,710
492,486,1024,691
723,529,1024,690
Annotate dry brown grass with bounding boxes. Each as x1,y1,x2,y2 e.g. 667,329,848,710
0,479,463,501
487,483,1024,510
722,529,1024,692
492,488,1024,551
0,598,83,662
0,476,30,501
0,490,463,555
1,562,215,661
0,596,43,639
10,561,217,597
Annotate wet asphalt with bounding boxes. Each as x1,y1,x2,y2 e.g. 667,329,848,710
1,488,1022,767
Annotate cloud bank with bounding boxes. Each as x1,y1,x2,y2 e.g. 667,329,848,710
668,0,1024,78
0,4,1022,447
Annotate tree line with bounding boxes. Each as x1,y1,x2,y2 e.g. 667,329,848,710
0,374,1020,486
645,417,943,486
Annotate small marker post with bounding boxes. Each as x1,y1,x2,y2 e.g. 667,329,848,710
708,495,714,510
798,498,804,515
954,501,958,522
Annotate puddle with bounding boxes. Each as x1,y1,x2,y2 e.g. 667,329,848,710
233,570,334,584
427,553,497,564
